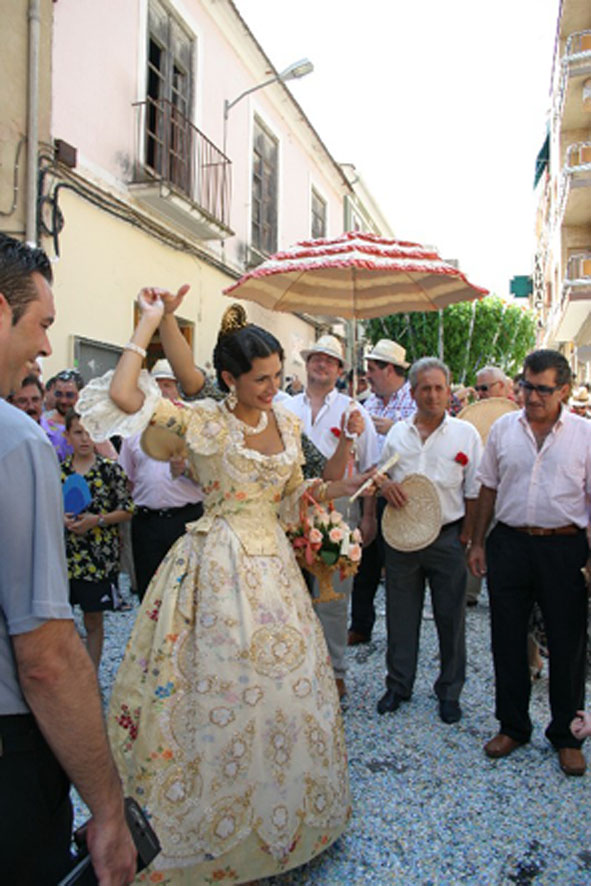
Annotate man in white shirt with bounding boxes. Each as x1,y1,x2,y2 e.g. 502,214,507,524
348,339,417,645
376,357,482,723
469,349,591,776
119,359,203,600
284,335,379,698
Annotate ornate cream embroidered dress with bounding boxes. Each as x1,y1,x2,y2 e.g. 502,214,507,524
77,374,351,886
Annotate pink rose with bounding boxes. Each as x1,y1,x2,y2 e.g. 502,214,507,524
329,527,344,543
309,528,323,545
349,543,362,562
330,511,342,525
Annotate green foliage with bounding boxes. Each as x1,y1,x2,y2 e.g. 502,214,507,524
365,296,537,385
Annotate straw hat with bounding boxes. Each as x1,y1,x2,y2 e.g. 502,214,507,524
301,335,348,369
570,386,589,408
456,397,519,444
150,359,176,381
140,425,187,461
365,339,410,369
381,474,442,552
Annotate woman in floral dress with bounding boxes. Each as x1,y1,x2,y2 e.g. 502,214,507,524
77,288,367,885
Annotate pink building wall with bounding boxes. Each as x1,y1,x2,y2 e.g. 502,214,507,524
51,0,348,266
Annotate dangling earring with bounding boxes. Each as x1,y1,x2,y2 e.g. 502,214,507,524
226,385,237,411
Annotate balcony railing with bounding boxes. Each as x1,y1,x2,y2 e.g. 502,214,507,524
133,98,231,233
556,141,591,226
552,30,591,125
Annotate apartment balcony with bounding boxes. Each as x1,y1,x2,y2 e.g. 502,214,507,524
552,251,591,342
131,99,233,241
556,142,591,227
553,30,591,128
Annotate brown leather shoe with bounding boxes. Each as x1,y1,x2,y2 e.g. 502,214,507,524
347,630,370,646
558,747,586,777
335,678,347,700
484,733,524,759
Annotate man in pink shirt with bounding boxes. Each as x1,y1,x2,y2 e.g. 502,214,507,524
118,359,203,600
469,349,591,777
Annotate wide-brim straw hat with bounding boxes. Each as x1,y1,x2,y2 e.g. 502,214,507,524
365,339,410,369
301,334,348,369
457,397,519,444
381,473,442,552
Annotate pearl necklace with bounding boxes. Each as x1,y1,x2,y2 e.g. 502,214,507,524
226,403,269,435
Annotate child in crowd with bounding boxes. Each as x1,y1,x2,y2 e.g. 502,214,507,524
61,410,134,670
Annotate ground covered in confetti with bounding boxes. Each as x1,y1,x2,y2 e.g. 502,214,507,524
75,582,591,886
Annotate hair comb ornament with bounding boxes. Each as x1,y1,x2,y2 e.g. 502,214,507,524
220,303,248,337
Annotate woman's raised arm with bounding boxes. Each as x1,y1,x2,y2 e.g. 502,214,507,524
109,288,166,413
159,286,206,398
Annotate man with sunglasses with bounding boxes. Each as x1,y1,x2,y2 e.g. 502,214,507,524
474,366,509,400
0,234,136,882
469,349,591,777
40,369,84,459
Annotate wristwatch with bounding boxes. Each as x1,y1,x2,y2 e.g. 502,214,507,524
97,515,106,528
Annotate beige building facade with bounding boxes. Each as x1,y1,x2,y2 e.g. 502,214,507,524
1,0,393,385
533,0,591,376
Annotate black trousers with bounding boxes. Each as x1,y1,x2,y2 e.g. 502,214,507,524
0,714,73,885
131,502,203,601
384,522,467,701
487,522,589,748
349,498,386,638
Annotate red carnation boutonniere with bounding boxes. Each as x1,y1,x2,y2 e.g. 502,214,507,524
454,451,469,466
330,427,341,438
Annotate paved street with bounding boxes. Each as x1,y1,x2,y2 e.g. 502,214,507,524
86,584,591,886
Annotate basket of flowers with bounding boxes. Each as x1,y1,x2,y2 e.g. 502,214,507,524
286,489,363,604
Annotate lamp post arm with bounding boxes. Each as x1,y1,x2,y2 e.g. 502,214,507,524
224,75,281,119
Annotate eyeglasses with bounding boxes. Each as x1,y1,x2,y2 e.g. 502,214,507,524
519,380,561,397
54,391,78,400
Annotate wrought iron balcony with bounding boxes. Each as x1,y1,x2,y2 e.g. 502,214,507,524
131,98,233,240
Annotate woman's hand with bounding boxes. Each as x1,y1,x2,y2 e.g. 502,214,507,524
136,287,166,323
65,512,99,535
160,284,190,315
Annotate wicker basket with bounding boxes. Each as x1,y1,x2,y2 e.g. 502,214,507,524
295,552,359,604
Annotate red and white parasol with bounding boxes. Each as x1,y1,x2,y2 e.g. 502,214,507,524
224,231,488,318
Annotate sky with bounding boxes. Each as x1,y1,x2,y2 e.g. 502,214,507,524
234,0,559,300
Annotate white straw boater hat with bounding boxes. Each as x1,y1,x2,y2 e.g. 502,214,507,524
150,359,176,381
301,335,348,369
365,339,410,369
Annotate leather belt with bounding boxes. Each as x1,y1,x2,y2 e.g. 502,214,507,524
136,503,199,519
512,524,580,537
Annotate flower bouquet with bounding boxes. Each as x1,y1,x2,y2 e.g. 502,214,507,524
286,489,363,604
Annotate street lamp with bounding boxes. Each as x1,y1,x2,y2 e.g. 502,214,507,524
223,58,314,154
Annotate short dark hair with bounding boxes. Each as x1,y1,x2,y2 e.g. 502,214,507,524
64,408,81,431
0,233,53,324
368,358,405,378
18,374,44,396
55,368,85,391
213,324,284,392
523,349,571,387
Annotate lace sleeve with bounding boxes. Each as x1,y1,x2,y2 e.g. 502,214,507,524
75,370,161,442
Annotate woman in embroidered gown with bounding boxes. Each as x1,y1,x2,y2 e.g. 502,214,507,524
77,288,366,886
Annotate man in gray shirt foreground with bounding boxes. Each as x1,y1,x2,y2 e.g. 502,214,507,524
0,234,136,884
